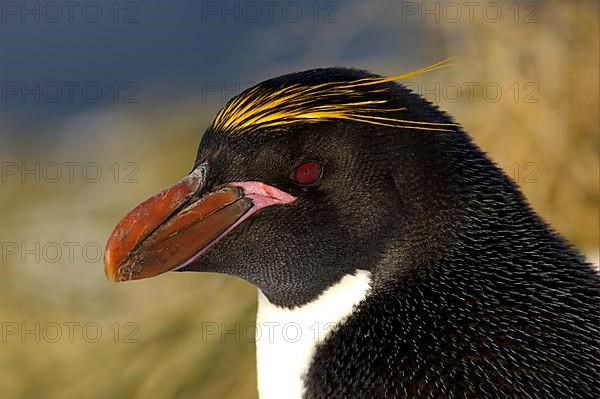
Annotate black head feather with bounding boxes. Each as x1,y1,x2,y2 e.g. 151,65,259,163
180,67,599,397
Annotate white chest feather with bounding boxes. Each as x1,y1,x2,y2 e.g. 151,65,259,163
255,270,372,399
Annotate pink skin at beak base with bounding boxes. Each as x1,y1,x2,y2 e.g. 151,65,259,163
169,181,297,271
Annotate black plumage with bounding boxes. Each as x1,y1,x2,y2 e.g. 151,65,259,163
193,68,599,397
111,66,600,398
303,98,600,397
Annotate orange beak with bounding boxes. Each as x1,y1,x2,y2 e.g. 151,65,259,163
104,166,296,282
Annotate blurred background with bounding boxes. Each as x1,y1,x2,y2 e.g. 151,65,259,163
1,0,598,397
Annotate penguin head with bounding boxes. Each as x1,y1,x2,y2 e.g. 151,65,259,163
104,66,472,307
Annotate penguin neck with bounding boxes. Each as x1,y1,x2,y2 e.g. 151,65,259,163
255,269,372,399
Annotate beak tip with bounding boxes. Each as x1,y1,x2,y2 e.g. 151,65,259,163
102,169,208,283
103,263,117,283
104,242,122,282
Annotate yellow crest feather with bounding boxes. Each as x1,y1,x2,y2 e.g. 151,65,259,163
210,58,458,133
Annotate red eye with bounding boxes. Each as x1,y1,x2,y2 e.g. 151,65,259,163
290,161,322,186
